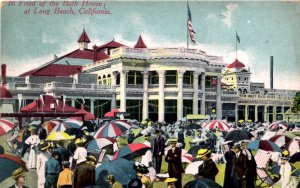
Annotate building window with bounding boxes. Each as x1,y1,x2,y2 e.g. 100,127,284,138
126,71,143,85
116,73,120,85
238,77,241,80
127,71,135,84
149,71,159,84
244,78,247,81
183,71,193,85
98,76,102,85
107,74,111,85
102,75,107,85
165,71,177,84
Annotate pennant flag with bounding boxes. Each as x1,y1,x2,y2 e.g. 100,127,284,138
187,4,196,44
236,32,240,43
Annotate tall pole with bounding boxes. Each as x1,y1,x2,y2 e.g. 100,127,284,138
236,31,237,59
187,0,189,49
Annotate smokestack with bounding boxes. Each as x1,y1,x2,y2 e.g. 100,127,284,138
270,56,273,90
1,64,6,86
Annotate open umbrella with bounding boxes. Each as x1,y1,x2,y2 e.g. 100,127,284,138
133,136,146,144
286,139,300,156
188,145,206,157
0,118,15,136
87,138,117,151
62,119,83,129
185,124,201,130
185,161,203,175
43,119,64,133
94,123,126,138
269,121,289,130
104,108,120,118
203,120,231,131
50,123,72,133
184,177,222,188
46,131,73,141
113,143,151,160
247,140,282,152
64,128,84,139
96,158,137,187
290,152,300,163
269,134,292,147
111,120,131,130
225,129,253,143
0,154,28,183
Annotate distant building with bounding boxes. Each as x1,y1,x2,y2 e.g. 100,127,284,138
1,30,298,123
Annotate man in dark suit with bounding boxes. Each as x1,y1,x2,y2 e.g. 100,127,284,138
223,141,237,188
8,167,29,188
73,155,96,188
153,129,165,173
233,143,250,188
165,138,184,188
197,148,219,181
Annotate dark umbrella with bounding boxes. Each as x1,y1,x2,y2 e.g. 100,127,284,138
188,145,206,157
184,177,222,188
290,152,300,163
82,120,96,132
95,158,137,187
0,154,28,183
225,129,253,143
113,143,151,160
185,124,200,130
65,128,84,138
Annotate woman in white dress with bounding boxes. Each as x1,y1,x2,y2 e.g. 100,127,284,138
36,141,50,188
25,127,40,169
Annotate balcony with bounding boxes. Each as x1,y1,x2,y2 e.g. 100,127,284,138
183,84,193,89
205,88,217,92
44,82,111,92
9,82,44,92
148,84,159,89
165,84,177,88
126,84,143,89
222,90,238,95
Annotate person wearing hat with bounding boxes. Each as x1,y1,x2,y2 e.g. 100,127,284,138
45,150,62,188
165,138,184,188
106,174,122,188
73,155,96,188
240,140,256,188
8,167,29,188
57,161,73,188
54,141,72,166
153,129,165,173
232,143,250,188
223,141,236,188
36,141,51,188
197,148,219,181
24,126,40,169
73,138,87,165
141,133,153,168
274,153,298,187
165,178,177,188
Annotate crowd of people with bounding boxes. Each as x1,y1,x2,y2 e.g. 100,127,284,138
2,119,300,188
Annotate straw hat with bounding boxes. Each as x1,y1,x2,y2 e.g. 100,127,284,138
169,138,178,143
164,178,177,183
12,167,26,179
39,141,51,151
86,155,97,163
196,148,211,159
75,138,83,145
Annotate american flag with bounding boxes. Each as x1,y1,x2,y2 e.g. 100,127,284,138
187,4,196,44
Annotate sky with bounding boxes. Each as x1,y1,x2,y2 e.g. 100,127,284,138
1,0,300,90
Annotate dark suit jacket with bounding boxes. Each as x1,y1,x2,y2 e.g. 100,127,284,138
8,185,30,188
198,158,219,181
153,136,165,157
165,147,184,175
235,152,249,179
73,162,96,188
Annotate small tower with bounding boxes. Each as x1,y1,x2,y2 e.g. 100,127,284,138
77,29,91,50
134,35,147,48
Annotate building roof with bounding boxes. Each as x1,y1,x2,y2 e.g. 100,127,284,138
77,29,91,43
94,51,110,62
97,40,126,49
0,86,12,98
134,35,147,48
21,95,79,113
19,49,93,77
227,59,245,68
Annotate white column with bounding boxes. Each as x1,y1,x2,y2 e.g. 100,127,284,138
111,71,117,110
264,106,268,122
71,99,75,107
142,71,149,120
177,70,185,121
200,73,206,115
158,70,165,122
255,105,258,122
273,106,277,122
120,70,128,112
245,105,249,121
216,75,222,120
193,72,199,114
235,103,239,123
90,99,94,115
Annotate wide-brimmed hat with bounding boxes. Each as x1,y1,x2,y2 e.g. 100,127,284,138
28,126,36,131
12,167,26,179
39,141,51,151
165,177,177,183
86,155,97,163
75,138,83,144
196,148,211,158
169,138,178,143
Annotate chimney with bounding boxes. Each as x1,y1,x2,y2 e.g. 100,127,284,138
93,45,98,63
270,56,273,90
1,64,7,86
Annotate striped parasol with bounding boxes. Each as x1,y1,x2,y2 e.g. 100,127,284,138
247,140,282,152
269,134,292,147
94,123,126,138
50,123,72,133
86,138,118,152
0,118,15,136
62,119,83,129
111,120,131,130
113,143,151,160
286,139,300,156
268,121,289,130
203,120,231,131
43,119,64,133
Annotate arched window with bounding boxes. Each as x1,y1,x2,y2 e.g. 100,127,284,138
107,74,111,85
98,76,102,85
243,89,248,94
103,75,107,85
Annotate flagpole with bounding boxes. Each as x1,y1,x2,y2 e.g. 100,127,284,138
187,0,189,49
236,30,237,59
